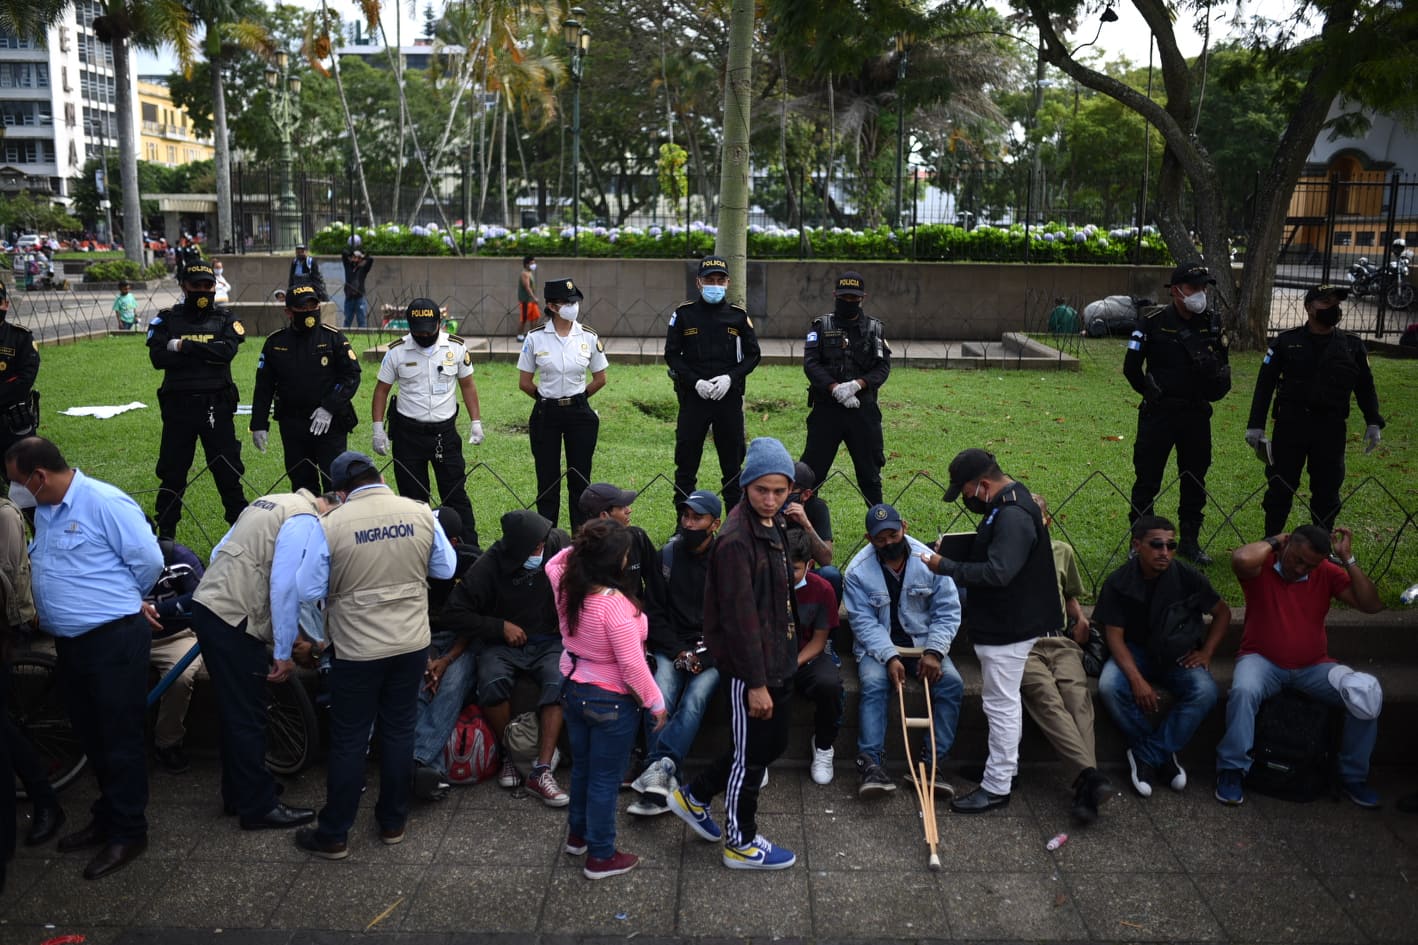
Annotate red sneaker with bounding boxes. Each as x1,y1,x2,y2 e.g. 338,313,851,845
564,832,588,856
583,849,639,880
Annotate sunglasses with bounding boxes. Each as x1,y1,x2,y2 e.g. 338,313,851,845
1146,539,1179,551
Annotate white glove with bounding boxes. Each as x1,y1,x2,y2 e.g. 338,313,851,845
251,429,268,453
842,394,861,409
1364,424,1381,454
372,420,389,456
694,379,714,400
709,375,732,400
1244,428,1264,448
166,338,182,352
832,380,862,404
309,407,333,436
468,420,484,445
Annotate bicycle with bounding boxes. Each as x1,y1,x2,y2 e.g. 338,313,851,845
8,637,321,799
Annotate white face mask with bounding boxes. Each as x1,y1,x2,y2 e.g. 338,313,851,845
528,263,537,271
794,576,808,590
1182,290,1207,314
558,302,580,323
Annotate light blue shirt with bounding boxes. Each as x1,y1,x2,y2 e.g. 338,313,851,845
29,469,164,637
295,484,456,603
843,535,961,666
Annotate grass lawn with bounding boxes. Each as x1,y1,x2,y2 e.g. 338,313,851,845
34,333,1418,605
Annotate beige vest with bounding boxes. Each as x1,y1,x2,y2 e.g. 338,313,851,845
321,485,434,661
193,491,319,642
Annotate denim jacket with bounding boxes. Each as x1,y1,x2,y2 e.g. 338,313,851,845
843,535,961,665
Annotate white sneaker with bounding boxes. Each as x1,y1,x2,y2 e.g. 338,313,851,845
497,754,519,789
760,768,769,789
633,757,676,798
810,744,835,785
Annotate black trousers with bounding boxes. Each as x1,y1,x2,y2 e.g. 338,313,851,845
528,397,599,532
1129,403,1212,535
155,393,247,538
1262,412,1348,537
391,415,478,547
277,417,348,495
801,398,885,506
686,678,791,848
192,604,281,819
5,710,58,808
55,614,151,843
793,653,844,751
673,389,746,511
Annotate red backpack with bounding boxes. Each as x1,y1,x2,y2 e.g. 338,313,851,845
442,704,499,784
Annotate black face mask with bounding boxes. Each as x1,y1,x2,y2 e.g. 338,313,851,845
877,536,908,561
680,526,712,550
186,291,217,314
963,496,991,515
1316,305,1342,327
290,309,319,332
411,333,438,348
834,299,862,320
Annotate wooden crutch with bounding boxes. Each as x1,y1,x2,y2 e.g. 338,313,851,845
895,646,941,870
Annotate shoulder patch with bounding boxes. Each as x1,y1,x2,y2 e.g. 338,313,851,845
595,338,605,353
745,315,754,329
448,334,465,344
806,330,819,344
150,315,164,326
389,338,406,349
232,321,246,336
668,311,678,327
463,351,472,366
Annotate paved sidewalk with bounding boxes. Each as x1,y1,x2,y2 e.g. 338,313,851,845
6,755,1418,944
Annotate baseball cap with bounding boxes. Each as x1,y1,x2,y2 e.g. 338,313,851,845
943,448,997,502
330,450,378,491
579,482,638,517
1327,665,1382,720
697,256,729,276
677,489,722,518
405,298,441,331
287,283,320,309
295,243,308,251
1305,284,1350,305
544,278,584,302
1166,262,1215,287
835,271,865,296
866,503,904,537
792,460,817,491
182,262,215,283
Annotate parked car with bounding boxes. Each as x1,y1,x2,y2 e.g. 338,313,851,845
14,234,41,252
1084,295,1154,337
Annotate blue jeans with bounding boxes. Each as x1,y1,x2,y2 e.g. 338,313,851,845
642,650,720,772
1098,641,1218,768
856,652,963,765
1216,653,1376,782
412,631,478,773
316,649,425,843
343,296,368,328
562,679,639,860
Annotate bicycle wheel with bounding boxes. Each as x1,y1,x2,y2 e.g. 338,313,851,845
1386,282,1415,310
9,651,86,799
264,675,319,775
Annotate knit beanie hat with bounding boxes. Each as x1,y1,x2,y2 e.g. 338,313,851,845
739,437,795,487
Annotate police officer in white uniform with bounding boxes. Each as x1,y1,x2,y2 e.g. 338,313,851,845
371,299,484,547
517,277,608,532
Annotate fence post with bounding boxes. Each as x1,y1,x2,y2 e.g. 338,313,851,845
1378,171,1402,337
1321,173,1341,284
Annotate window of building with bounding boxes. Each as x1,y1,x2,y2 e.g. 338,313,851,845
148,142,157,161
0,28,40,50
167,145,176,164
1356,231,1375,246
1333,231,1353,246
142,102,158,122
1406,231,1418,244
0,63,50,89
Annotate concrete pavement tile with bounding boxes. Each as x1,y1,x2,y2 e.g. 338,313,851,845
0,853,56,912
1321,873,1418,942
145,760,223,809
1193,871,1362,943
267,769,328,810
541,864,677,935
364,802,456,865
1155,813,1307,873
937,813,1054,872
1067,872,1223,941
134,862,300,928
1289,819,1418,874
574,804,686,868
140,805,214,859
942,872,1088,941
1046,811,1184,873
437,803,565,866
753,767,805,814
189,815,323,863
678,813,805,872
675,866,811,937
400,864,547,933
7,854,170,926
802,809,951,872
275,863,425,932
808,872,949,938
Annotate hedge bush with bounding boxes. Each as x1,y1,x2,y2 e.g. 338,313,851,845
83,259,168,283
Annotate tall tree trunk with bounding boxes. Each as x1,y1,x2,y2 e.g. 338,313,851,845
391,10,405,222
778,52,799,229
323,0,374,225
211,55,233,250
499,102,510,227
715,0,753,303
823,73,835,231
113,36,143,264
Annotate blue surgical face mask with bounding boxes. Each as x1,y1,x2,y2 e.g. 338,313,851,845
522,554,544,571
700,284,726,304
794,575,808,590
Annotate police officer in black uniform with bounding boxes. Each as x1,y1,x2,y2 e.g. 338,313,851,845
801,270,891,506
664,256,761,511
1124,261,1231,564
250,282,362,494
0,283,41,465
1247,284,1384,537
147,261,248,539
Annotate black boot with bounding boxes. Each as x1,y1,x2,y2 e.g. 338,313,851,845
1070,768,1100,824
1177,530,1212,566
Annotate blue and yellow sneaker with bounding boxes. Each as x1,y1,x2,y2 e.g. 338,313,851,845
723,834,796,870
668,787,722,842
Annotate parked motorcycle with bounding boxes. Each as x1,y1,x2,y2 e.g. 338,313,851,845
1385,247,1414,310
1345,241,1414,310
1347,257,1382,299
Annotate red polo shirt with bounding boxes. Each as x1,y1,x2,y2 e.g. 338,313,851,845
1238,557,1351,670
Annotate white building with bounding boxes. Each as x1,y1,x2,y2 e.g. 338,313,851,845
0,0,130,203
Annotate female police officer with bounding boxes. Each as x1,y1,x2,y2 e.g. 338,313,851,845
517,277,608,532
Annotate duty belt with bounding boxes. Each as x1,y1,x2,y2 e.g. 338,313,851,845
396,413,456,432
540,393,587,407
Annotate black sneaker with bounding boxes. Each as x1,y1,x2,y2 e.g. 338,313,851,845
155,743,189,774
857,757,897,797
1127,749,1157,798
1070,767,1104,824
414,763,451,801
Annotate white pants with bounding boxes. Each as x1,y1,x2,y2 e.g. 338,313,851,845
973,637,1038,796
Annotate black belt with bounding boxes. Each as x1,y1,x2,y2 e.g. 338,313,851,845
396,413,456,432
539,394,587,407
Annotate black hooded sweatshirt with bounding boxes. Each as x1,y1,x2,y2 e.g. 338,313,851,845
441,509,569,646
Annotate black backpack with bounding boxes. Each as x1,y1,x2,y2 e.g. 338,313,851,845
1243,690,1338,802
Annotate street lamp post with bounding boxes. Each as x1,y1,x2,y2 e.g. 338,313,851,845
894,33,911,230
563,8,590,256
265,50,303,251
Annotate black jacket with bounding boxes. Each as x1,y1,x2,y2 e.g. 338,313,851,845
664,297,760,395
1123,303,1231,407
147,301,244,396
646,533,715,656
441,510,569,646
1248,325,1383,429
0,318,40,408
803,311,891,404
288,257,327,300
340,250,373,300
250,322,362,432
702,503,798,689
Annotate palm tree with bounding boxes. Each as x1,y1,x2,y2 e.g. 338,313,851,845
716,0,754,302
189,0,273,253
303,2,374,227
